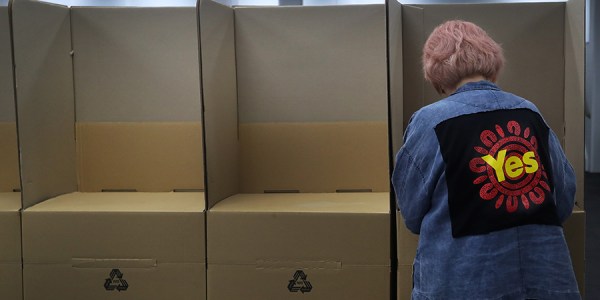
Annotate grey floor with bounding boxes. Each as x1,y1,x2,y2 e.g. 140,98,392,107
586,172,600,299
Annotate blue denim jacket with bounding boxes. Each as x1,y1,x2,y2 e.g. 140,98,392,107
392,81,580,299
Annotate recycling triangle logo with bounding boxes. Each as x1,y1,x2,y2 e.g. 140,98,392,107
287,270,313,293
104,269,129,292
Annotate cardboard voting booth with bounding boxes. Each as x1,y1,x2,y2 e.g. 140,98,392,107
0,4,22,300
200,1,391,299
388,1,586,298
11,1,206,299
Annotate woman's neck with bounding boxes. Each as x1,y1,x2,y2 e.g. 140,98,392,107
448,75,488,94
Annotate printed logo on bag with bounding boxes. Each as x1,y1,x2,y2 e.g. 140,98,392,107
434,109,561,237
287,270,312,293
104,269,129,292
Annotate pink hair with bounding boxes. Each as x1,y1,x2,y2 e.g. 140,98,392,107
422,20,505,94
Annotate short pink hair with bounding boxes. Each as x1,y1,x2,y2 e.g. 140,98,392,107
422,20,504,94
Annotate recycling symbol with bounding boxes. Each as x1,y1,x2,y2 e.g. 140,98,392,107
287,270,312,293
104,269,129,292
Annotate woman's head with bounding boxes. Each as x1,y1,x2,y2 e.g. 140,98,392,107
422,20,504,94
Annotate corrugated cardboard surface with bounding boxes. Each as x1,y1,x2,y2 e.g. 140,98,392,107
199,0,239,208
24,263,205,300
564,0,586,208
563,206,585,297
0,6,15,123
235,5,386,123
396,211,418,266
208,193,389,298
0,193,21,262
0,193,22,300
208,265,389,300
397,265,412,300
12,0,78,208
239,122,389,193
77,122,204,192
388,0,404,153
0,263,22,300
71,7,201,122
23,192,206,299
0,123,20,192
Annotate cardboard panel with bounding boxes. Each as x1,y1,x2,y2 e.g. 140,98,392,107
208,193,389,266
71,7,201,122
0,123,20,192
397,265,412,300
563,207,585,297
401,5,424,131
396,211,418,266
199,0,239,208
0,193,22,299
564,0,585,208
388,0,403,154
402,3,565,140
77,122,204,192
23,192,205,263
239,122,389,193
0,263,22,300
235,5,387,123
24,263,205,300
0,6,15,123
11,0,77,208
0,193,21,262
208,265,389,300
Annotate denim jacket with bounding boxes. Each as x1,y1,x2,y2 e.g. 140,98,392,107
392,81,580,299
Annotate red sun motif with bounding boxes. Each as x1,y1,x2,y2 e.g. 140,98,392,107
469,120,551,213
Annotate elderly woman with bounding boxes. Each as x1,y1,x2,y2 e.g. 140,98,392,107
392,20,580,299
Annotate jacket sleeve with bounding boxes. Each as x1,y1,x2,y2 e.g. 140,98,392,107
392,112,440,234
547,130,576,223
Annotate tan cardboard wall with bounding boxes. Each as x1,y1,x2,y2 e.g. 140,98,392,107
0,6,15,123
207,193,390,299
388,0,404,154
24,263,205,300
564,207,585,297
12,0,78,208
233,4,388,197
239,122,388,193
0,263,22,300
0,123,20,192
77,122,204,192
209,265,389,300
199,0,239,208
564,0,586,208
23,192,205,263
71,7,204,192
71,7,201,123
235,5,387,123
0,194,22,300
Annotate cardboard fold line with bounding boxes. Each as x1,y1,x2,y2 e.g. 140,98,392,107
256,260,342,270
71,258,157,269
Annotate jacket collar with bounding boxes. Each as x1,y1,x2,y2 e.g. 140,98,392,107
451,80,501,95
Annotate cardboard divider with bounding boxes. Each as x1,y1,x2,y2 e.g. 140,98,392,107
0,5,22,299
12,0,77,208
200,2,390,298
390,1,586,299
12,1,206,299
0,120,19,193
0,192,22,300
